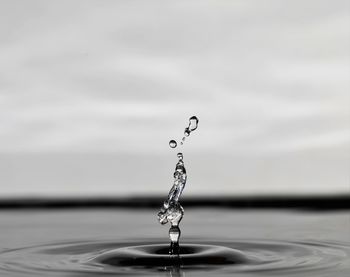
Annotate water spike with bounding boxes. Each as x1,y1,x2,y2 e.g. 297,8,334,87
158,116,199,254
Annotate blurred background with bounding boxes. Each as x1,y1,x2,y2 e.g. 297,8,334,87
0,0,349,198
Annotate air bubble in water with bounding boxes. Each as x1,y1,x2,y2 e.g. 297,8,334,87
169,140,177,148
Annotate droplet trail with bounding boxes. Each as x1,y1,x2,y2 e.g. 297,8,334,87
179,116,199,147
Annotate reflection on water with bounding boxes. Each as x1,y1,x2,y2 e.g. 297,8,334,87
0,209,349,276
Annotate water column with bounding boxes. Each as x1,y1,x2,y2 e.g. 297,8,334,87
157,116,199,254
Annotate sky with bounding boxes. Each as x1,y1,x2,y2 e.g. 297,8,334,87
0,0,349,197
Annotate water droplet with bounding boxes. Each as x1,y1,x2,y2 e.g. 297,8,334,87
184,128,190,137
177,153,183,160
169,140,177,148
189,116,199,132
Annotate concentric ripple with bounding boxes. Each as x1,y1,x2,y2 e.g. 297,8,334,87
95,244,248,267
0,239,349,276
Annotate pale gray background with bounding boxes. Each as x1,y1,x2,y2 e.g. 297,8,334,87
0,0,349,197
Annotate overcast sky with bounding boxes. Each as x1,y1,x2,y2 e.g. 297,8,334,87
0,0,349,197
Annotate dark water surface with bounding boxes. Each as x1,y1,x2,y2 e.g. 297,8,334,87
0,209,349,276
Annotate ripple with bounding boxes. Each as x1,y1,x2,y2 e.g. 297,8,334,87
95,244,248,267
0,239,349,276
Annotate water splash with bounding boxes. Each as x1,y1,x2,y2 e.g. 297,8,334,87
160,116,199,254
157,155,186,254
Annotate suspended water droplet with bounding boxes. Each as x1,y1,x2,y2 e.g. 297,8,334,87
177,153,183,160
189,116,199,132
169,140,177,148
184,128,190,137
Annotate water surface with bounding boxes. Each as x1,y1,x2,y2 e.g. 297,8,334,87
0,209,349,276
